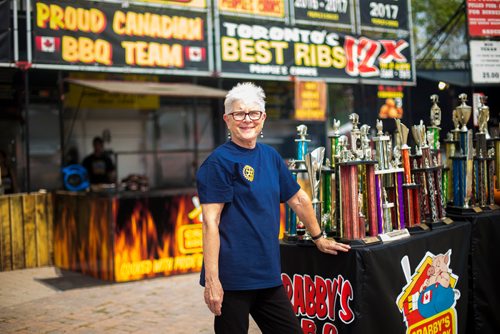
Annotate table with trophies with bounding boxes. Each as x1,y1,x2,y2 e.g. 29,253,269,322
280,94,500,333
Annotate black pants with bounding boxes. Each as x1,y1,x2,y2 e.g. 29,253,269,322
214,285,302,334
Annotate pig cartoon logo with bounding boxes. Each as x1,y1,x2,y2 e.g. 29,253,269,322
417,251,458,318
396,251,460,333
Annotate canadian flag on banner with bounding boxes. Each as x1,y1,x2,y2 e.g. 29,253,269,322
184,46,206,62
421,290,432,305
35,36,61,53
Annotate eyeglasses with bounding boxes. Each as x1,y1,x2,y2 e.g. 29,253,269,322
229,111,263,121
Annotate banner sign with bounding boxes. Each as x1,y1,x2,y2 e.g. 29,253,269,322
377,84,403,119
134,0,207,9
280,220,470,333
358,0,409,32
470,40,500,84
64,73,160,110
294,80,327,121
33,0,211,74
292,0,354,29
217,18,414,83
466,0,500,37
0,0,11,62
218,0,286,18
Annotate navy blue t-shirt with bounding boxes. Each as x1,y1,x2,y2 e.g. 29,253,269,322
196,141,300,290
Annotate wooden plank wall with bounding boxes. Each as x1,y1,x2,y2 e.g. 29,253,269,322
0,192,54,271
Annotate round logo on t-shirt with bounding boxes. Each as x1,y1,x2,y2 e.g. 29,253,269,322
243,165,254,182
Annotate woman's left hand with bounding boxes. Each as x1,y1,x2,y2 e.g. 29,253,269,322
314,237,350,255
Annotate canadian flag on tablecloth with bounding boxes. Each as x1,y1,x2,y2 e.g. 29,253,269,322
35,36,61,53
184,46,206,62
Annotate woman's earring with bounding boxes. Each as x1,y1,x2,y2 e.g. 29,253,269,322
260,130,264,138
227,131,231,140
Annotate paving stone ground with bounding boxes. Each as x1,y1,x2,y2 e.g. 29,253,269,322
0,267,260,333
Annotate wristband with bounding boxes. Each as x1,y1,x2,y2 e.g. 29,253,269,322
311,231,324,241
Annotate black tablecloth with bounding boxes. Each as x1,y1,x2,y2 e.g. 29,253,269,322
280,220,471,333
447,209,500,334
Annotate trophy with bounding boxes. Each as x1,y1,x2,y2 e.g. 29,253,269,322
284,160,299,242
475,96,496,208
411,119,446,225
373,119,405,234
326,119,341,236
450,93,474,210
305,147,326,239
395,119,421,228
496,123,500,191
333,115,378,243
285,125,310,241
321,158,334,236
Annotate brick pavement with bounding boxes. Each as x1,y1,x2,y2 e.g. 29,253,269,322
0,267,260,334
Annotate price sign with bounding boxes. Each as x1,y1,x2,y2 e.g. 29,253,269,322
292,0,354,28
358,0,409,32
470,40,500,84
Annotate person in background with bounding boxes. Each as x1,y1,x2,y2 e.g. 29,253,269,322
196,82,350,333
81,136,116,185
0,150,19,194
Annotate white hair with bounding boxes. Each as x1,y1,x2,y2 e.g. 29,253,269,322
224,82,266,114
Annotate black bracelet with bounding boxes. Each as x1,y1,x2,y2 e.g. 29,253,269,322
311,231,324,241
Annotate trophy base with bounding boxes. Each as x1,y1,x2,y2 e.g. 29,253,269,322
446,205,483,216
407,223,431,235
428,217,454,229
337,236,382,247
282,234,298,244
480,204,500,211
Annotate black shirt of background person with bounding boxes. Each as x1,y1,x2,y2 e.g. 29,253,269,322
82,154,115,184
81,137,115,184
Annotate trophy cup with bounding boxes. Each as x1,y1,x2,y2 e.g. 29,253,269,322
373,119,405,234
305,147,326,240
395,119,421,229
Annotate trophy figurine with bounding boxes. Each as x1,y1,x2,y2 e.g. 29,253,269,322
305,147,326,239
295,124,311,170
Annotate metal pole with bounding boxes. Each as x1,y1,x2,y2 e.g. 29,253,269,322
24,70,30,192
58,71,65,167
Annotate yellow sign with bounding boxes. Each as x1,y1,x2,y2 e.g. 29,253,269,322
177,224,203,254
64,73,160,110
294,81,327,121
219,0,285,18
134,0,206,9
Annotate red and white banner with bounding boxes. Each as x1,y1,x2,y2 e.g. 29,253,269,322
466,0,500,37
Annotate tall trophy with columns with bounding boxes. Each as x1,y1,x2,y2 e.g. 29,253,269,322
305,147,326,240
